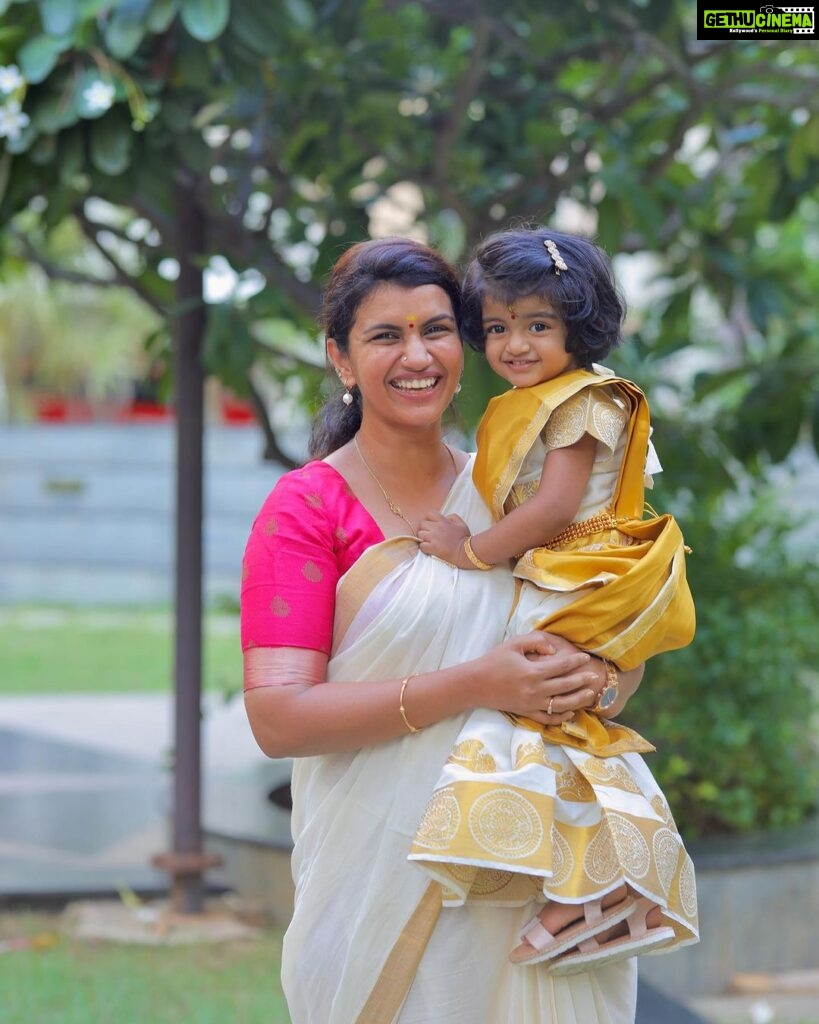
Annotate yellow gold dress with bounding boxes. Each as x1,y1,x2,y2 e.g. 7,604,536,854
409,368,699,956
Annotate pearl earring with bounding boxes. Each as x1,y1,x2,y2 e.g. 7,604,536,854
455,381,462,394
342,389,354,407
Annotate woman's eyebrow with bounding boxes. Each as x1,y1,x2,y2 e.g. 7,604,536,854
364,313,454,331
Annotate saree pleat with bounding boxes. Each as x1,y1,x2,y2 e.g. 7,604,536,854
281,458,638,1024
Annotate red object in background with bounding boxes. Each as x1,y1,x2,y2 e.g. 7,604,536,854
33,393,256,425
119,401,174,422
35,396,94,422
220,395,255,424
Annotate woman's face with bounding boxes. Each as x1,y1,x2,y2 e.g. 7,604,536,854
329,283,463,432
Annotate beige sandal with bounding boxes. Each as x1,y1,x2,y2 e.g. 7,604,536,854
509,894,635,966
548,896,675,975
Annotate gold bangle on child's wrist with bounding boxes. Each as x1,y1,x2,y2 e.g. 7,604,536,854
463,536,492,571
399,676,422,734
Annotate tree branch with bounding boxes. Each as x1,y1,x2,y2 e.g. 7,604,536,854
432,14,492,186
10,230,121,289
76,209,168,316
246,376,299,469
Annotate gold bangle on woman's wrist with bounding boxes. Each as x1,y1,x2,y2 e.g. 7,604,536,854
399,676,422,733
463,536,493,571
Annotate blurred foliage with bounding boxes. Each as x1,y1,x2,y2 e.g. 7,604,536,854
629,477,819,837
0,221,160,415
1,0,819,834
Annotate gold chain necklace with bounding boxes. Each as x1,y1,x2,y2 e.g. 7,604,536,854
353,435,457,536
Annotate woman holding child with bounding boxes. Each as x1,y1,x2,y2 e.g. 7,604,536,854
241,235,681,1023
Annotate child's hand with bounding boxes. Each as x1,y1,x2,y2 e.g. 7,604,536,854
418,512,471,567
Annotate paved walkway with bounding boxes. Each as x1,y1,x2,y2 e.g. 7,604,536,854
3,695,818,1023
0,693,288,900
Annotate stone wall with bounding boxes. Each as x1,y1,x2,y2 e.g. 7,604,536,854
0,423,287,605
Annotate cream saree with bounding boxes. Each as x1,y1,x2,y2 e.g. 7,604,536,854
281,458,637,1024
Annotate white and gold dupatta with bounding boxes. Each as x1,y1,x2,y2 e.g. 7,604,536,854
281,459,637,1024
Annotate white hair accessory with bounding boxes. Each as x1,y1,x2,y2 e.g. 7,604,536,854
544,238,567,274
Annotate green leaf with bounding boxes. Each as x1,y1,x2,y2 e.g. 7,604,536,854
103,0,152,60
17,33,69,84
29,132,57,164
89,111,133,175
57,128,85,184
0,149,10,205
785,117,819,179
284,0,314,31
147,0,180,32
180,0,230,41
227,0,280,55
29,73,81,132
37,0,78,35
77,0,113,15
812,392,819,456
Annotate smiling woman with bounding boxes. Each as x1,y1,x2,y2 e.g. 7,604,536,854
240,237,640,1024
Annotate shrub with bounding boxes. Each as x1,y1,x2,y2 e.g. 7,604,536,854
628,481,819,837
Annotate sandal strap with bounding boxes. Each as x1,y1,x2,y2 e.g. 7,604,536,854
519,916,558,952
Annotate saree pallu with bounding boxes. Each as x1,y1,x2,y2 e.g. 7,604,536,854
281,459,637,1024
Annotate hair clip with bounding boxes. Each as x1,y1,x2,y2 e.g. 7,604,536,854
544,238,567,275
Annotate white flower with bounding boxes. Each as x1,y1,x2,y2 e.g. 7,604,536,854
0,99,30,141
83,80,115,114
0,65,24,94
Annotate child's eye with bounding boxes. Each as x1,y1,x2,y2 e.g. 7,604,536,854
484,324,505,336
530,321,554,334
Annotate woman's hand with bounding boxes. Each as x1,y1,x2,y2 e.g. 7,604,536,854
470,631,598,726
243,635,646,759
471,631,645,727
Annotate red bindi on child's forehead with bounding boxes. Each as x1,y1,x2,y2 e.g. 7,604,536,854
507,304,517,320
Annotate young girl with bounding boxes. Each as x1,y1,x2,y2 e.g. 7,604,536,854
410,228,699,975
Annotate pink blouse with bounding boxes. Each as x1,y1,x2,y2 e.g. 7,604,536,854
240,460,384,658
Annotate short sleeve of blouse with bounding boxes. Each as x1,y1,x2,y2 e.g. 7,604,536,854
543,387,627,454
240,462,383,656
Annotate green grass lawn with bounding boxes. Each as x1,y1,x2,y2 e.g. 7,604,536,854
0,911,291,1024
0,607,241,696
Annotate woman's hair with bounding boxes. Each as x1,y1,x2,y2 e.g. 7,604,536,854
461,227,625,368
308,237,462,458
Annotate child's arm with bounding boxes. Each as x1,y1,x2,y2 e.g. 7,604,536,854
418,433,597,569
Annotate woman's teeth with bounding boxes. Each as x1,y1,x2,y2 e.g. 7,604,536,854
392,378,437,390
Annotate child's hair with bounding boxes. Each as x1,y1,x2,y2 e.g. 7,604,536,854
461,227,625,368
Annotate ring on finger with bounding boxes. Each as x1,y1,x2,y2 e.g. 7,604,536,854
547,697,555,715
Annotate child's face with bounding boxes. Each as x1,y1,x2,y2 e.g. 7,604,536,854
481,294,576,388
